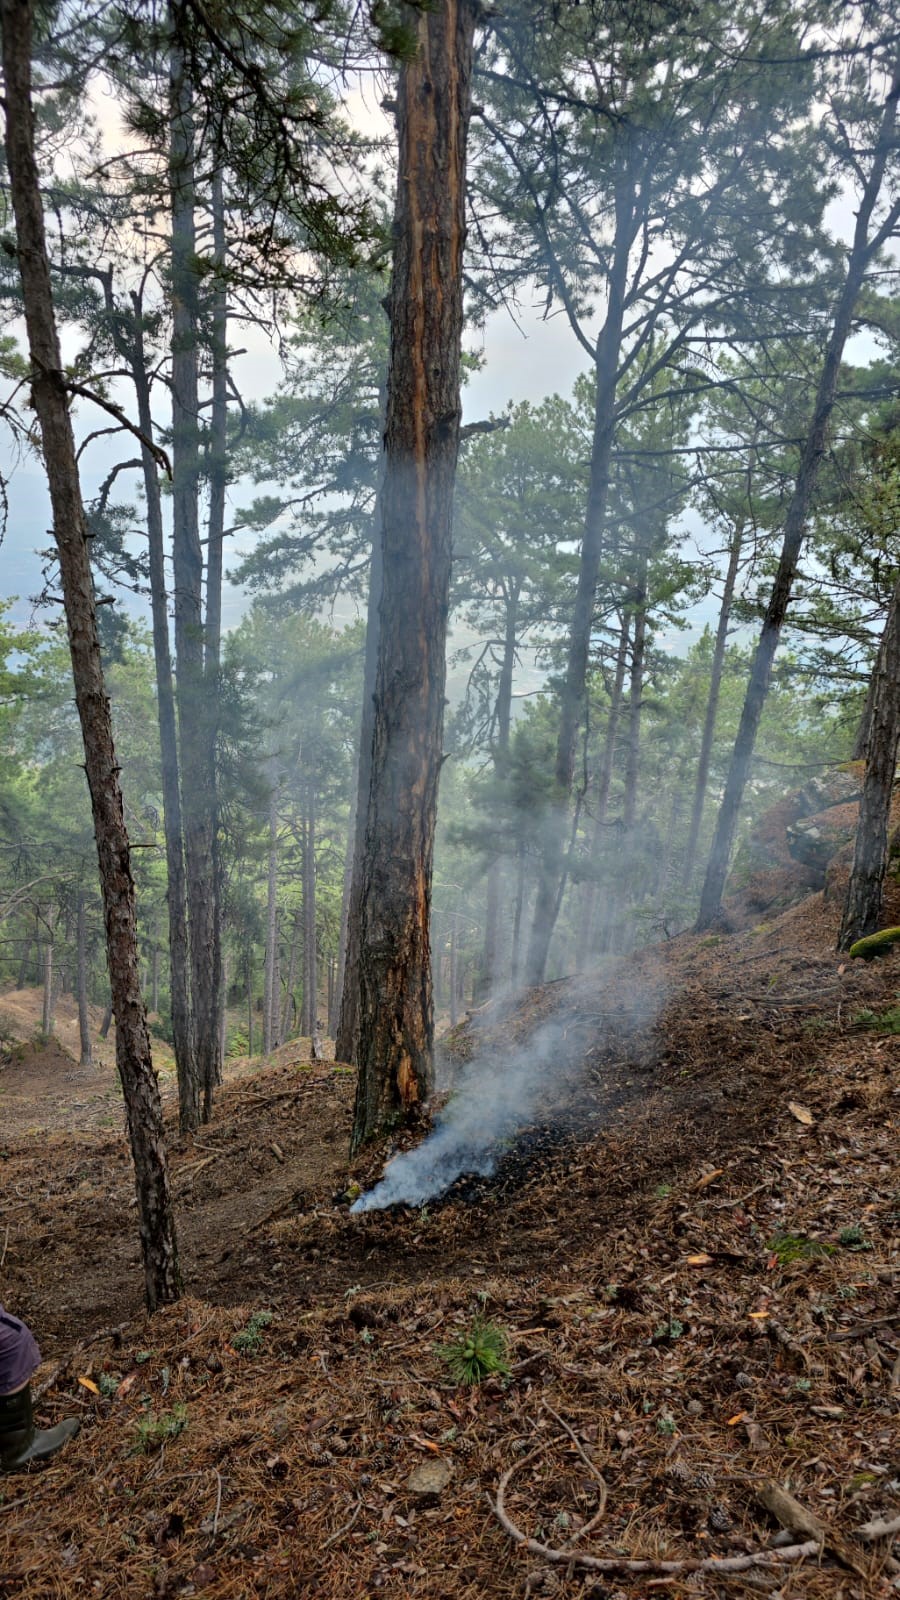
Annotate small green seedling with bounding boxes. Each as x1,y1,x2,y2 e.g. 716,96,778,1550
232,1310,274,1356
852,1000,900,1034
134,1404,188,1452
838,1224,872,1251
653,1317,684,1342
438,1316,510,1385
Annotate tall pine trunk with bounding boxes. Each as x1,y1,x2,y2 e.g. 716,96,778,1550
1,0,180,1309
696,63,900,930
480,586,520,995
76,891,92,1066
129,301,196,1129
575,614,630,967
838,577,900,949
41,910,55,1037
201,164,228,1118
169,15,218,1118
524,172,636,986
681,525,742,888
302,785,317,1038
622,550,648,832
351,0,477,1151
335,484,384,1064
263,781,278,1055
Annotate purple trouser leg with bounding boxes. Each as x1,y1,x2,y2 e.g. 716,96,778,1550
0,1305,41,1394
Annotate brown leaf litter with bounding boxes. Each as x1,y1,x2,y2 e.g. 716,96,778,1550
1,888,898,1597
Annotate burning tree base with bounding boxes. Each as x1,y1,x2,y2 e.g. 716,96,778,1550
350,1124,578,1214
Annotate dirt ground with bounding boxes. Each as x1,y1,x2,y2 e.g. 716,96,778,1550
1,892,898,1598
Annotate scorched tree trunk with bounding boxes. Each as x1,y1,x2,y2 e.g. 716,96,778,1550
351,0,477,1152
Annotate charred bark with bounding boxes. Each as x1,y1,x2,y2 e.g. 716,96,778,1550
1,0,180,1310
351,0,477,1151
838,577,900,949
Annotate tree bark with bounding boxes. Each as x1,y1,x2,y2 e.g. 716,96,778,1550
263,780,278,1055
350,0,477,1151
76,891,92,1066
575,614,630,967
852,669,878,761
334,488,383,1065
838,577,900,948
449,924,458,1029
696,62,900,930
479,585,520,996
681,525,742,888
128,300,196,1129
200,164,227,1119
622,549,648,832
302,783,317,1038
1,0,180,1311
169,13,219,1116
281,906,301,1041
151,921,160,1016
17,932,32,989
41,910,54,1037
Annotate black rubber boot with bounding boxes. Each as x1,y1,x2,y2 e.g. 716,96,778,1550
0,1384,79,1472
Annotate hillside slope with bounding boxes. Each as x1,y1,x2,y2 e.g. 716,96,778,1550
1,889,898,1598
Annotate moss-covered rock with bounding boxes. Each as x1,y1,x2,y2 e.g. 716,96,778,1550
848,927,900,961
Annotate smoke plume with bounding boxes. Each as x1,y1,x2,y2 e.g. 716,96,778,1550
350,967,665,1213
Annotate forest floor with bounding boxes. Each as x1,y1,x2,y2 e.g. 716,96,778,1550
0,890,898,1599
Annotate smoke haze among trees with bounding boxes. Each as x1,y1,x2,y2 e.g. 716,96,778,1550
0,0,898,1298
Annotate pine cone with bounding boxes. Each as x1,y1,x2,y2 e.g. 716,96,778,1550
692,1469,716,1491
707,1503,733,1534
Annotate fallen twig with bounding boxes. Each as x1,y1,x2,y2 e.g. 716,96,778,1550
322,1497,363,1549
828,1313,900,1342
858,1513,900,1543
490,1448,820,1577
541,1403,608,1546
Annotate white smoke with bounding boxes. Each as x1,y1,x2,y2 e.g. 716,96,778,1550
349,982,641,1214
350,959,669,1215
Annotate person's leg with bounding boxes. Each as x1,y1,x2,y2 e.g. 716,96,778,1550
0,1307,79,1471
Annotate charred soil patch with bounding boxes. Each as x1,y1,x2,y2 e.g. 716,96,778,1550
1,891,898,1596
